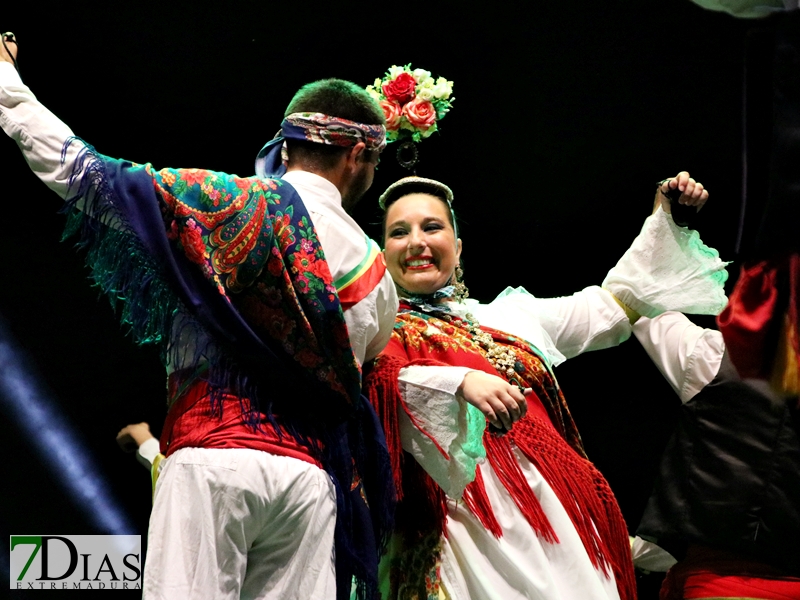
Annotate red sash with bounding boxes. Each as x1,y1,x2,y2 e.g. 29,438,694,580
661,546,800,600
159,376,321,468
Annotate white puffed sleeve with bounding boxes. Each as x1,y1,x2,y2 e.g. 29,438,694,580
453,286,631,365
633,312,725,403
602,206,730,318
0,62,84,199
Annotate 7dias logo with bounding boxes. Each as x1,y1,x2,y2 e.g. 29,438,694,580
10,535,141,590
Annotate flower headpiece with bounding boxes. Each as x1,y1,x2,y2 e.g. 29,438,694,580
366,65,454,143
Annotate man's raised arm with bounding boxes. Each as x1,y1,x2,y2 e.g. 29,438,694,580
0,33,90,199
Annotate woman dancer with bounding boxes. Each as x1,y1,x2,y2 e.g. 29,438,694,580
364,174,724,600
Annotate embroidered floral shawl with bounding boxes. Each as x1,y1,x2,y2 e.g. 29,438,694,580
60,139,391,600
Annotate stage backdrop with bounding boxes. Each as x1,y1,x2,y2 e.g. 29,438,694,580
0,2,752,598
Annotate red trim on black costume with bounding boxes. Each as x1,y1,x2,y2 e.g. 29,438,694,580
718,253,800,386
660,545,800,600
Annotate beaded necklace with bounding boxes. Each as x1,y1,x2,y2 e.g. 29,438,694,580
401,289,519,380
441,311,518,379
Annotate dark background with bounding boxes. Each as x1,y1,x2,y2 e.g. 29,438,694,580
0,1,759,597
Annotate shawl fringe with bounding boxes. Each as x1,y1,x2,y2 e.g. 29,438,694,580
511,419,637,599
60,138,269,429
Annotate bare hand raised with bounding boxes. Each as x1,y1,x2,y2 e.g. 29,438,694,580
1,32,18,65
657,171,708,214
116,422,155,453
457,371,527,433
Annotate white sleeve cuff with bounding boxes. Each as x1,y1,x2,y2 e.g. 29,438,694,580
135,437,161,470
631,536,678,572
633,312,725,403
398,365,486,498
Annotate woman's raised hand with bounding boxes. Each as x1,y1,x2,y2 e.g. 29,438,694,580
657,171,709,213
457,371,527,432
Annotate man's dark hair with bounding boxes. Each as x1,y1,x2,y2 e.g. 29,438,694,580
285,79,385,171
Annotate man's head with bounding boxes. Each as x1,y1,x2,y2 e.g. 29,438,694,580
284,79,385,210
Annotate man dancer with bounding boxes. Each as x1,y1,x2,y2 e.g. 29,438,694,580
633,311,800,599
0,34,397,600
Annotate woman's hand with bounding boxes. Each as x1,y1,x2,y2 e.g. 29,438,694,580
656,171,708,214
457,371,527,432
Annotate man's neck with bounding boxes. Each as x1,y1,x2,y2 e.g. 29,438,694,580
285,165,345,196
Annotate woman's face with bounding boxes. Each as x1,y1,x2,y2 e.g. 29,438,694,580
384,193,462,296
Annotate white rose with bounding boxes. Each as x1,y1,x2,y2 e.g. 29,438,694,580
417,86,434,101
421,77,435,89
433,78,453,99
365,86,381,101
387,65,406,79
412,68,431,84
373,78,382,88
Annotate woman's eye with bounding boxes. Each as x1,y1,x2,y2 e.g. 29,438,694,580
424,223,444,232
389,228,407,238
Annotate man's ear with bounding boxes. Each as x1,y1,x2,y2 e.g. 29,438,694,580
347,142,367,169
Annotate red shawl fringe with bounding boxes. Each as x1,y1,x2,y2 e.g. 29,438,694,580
365,339,637,600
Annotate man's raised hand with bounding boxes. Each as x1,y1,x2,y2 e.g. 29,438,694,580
1,32,18,65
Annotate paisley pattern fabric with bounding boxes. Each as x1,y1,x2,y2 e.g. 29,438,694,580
283,112,387,150
149,165,361,405
60,141,392,599
255,112,386,179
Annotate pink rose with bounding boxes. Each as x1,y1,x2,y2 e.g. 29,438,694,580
382,72,416,104
402,98,436,130
380,99,403,131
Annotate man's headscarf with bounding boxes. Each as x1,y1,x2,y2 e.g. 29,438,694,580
255,112,386,178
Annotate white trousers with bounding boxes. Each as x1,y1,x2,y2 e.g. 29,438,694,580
144,447,337,600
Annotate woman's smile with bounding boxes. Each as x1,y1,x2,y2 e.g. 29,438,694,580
384,193,462,296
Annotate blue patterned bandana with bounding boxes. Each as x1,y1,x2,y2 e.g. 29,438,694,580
255,112,387,178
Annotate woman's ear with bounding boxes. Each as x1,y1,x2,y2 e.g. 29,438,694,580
456,238,462,260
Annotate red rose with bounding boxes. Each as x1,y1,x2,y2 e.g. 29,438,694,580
403,98,436,130
267,255,284,277
179,220,207,265
382,72,416,104
380,100,403,131
167,220,179,240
